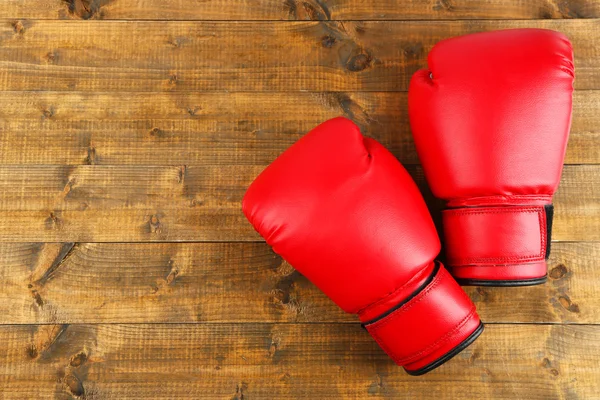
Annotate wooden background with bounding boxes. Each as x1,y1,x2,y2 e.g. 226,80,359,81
0,0,599,399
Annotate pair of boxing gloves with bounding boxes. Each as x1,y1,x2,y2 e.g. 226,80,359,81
243,29,574,375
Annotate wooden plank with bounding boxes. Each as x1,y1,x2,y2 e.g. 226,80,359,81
0,90,597,165
0,241,597,324
0,323,597,399
553,166,600,242
0,165,592,242
0,165,260,211
0,209,254,242
0,91,408,165
466,242,600,324
2,0,600,20
0,20,598,92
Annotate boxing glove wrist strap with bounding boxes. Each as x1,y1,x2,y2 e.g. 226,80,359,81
442,205,553,279
362,264,481,374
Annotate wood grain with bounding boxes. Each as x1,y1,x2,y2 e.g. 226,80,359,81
0,20,598,92
0,165,592,242
553,166,600,241
0,323,597,399
0,90,597,165
0,1,598,397
3,0,600,20
0,242,596,324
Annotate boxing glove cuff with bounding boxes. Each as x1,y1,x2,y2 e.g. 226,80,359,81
443,204,554,286
361,263,483,375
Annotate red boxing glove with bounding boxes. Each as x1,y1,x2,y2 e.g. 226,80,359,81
243,117,482,375
409,29,574,286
